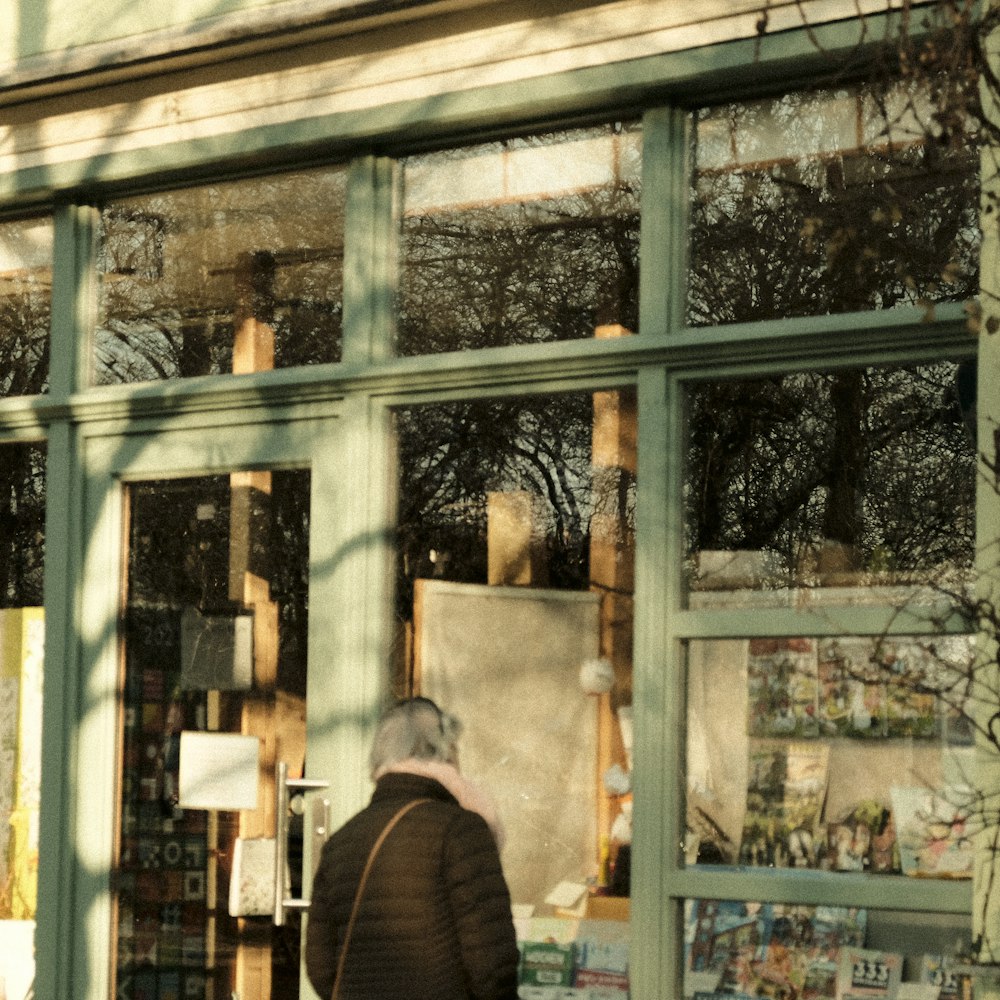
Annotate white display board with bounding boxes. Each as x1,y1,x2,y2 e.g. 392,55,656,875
416,579,601,909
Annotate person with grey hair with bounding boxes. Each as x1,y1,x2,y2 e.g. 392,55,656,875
368,695,463,776
305,697,519,1000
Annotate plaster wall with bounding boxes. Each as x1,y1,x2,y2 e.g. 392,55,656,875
0,0,898,198
0,0,872,66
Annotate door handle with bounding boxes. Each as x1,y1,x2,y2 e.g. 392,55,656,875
274,761,330,926
311,793,332,876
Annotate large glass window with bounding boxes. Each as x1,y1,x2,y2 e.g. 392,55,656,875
0,442,45,609
687,633,976,876
679,351,977,994
399,123,641,355
0,216,52,396
689,83,980,325
393,389,635,993
96,168,347,384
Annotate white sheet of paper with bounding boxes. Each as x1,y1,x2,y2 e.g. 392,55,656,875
178,731,260,810
544,880,588,908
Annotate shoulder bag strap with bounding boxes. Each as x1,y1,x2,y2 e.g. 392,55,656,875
330,797,432,1000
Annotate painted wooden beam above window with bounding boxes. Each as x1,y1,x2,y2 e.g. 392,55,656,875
0,0,920,201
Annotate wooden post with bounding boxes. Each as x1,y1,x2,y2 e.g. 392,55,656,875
590,324,636,871
487,490,546,586
230,252,280,1000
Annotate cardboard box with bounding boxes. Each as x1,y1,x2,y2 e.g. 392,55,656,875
584,895,630,922
521,943,575,987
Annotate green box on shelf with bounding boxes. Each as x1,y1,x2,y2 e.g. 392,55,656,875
520,942,575,986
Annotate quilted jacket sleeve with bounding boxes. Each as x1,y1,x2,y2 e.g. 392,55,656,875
442,810,521,1000
304,837,342,1000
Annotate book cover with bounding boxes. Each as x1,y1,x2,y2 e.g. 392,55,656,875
740,742,829,868
890,787,973,879
836,947,902,1000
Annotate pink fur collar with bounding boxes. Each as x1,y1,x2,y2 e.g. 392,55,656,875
375,758,506,850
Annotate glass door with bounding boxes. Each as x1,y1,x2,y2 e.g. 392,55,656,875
79,412,354,1000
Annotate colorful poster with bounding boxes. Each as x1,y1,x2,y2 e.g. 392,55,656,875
748,635,957,742
747,638,820,738
818,639,888,738
879,642,941,739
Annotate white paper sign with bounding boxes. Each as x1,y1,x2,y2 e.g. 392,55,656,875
178,731,260,810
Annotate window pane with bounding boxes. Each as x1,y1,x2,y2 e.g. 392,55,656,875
394,391,635,991
399,123,641,354
687,634,975,879
0,217,52,396
684,361,976,607
0,442,45,1000
689,83,979,325
685,901,969,998
96,168,346,384
0,442,45,607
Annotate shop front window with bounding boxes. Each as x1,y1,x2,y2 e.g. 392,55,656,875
686,632,976,875
398,122,641,355
0,441,45,999
394,389,635,992
680,354,977,994
95,167,347,384
0,216,52,396
688,82,980,325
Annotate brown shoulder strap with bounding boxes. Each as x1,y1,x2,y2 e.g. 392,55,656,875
330,797,432,1000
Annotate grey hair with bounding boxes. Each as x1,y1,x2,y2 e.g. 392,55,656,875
369,697,463,778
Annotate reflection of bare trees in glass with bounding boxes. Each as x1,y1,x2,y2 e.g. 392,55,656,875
0,290,49,397
395,394,628,610
0,227,43,584
399,126,641,355
689,87,979,326
685,81,979,591
0,216,51,397
686,363,976,588
95,171,347,384
0,444,45,608
126,473,310,695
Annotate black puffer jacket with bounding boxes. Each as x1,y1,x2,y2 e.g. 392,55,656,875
305,772,520,1000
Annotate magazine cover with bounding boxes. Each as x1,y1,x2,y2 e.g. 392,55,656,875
919,954,969,1000
817,639,888,738
889,787,974,879
879,641,940,739
740,742,829,868
747,638,820,738
835,947,902,1000
685,900,867,1000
